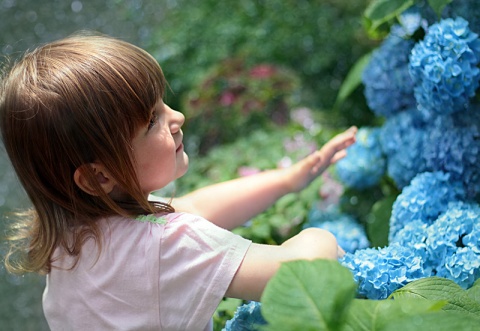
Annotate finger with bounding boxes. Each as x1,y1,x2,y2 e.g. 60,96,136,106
330,150,347,164
318,137,354,164
345,126,358,134
339,126,357,140
310,149,346,174
308,127,357,173
323,128,357,153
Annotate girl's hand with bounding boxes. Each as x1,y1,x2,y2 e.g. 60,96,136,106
284,126,357,193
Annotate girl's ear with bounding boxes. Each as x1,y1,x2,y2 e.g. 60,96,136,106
73,163,117,196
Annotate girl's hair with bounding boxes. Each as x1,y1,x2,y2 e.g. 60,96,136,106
0,33,174,274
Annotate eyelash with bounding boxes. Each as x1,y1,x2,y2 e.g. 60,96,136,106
148,113,159,130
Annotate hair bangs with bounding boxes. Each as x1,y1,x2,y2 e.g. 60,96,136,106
98,39,167,137
56,35,168,139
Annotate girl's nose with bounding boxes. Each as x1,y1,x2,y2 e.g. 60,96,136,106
175,110,185,127
166,104,185,133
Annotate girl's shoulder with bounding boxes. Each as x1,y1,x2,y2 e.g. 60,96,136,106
130,211,203,225
101,212,209,234
132,212,223,237
99,212,248,257
135,213,170,224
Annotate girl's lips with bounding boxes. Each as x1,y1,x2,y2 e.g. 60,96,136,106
176,143,184,153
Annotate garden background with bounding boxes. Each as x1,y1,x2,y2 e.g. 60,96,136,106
0,1,372,329
2,1,479,330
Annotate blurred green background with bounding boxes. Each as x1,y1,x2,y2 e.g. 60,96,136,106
0,0,373,329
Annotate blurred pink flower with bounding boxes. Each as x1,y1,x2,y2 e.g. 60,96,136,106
219,91,237,106
238,166,261,177
291,107,315,130
277,156,293,169
317,172,345,210
283,134,317,156
249,64,276,79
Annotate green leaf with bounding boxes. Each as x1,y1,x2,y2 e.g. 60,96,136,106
366,195,396,247
275,193,299,211
216,298,243,313
467,278,480,305
427,0,453,17
391,277,480,317
342,297,444,331
260,260,357,331
364,0,412,21
334,52,372,109
364,0,415,35
380,311,480,331
251,220,272,239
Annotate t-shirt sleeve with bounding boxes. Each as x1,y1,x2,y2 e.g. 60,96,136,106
158,213,251,330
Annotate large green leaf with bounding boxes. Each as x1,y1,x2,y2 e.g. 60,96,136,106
334,52,372,109
391,277,480,317
364,0,414,36
342,298,444,331
467,278,480,305
380,311,480,331
260,260,357,331
427,0,453,17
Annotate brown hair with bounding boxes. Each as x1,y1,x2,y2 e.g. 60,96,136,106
0,33,174,274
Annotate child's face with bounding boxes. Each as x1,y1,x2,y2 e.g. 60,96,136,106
131,100,189,196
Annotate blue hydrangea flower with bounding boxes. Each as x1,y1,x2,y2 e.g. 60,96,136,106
425,201,480,288
392,6,429,38
388,171,466,242
422,107,480,198
362,33,416,117
443,248,480,288
390,220,430,265
305,208,369,253
341,244,428,299
409,17,480,115
335,127,386,189
222,301,266,331
379,108,429,188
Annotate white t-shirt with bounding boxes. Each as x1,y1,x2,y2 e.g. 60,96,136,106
43,212,251,331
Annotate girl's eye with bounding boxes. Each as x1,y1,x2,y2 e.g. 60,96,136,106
148,113,158,130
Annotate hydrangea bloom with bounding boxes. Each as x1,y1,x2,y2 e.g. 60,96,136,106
422,107,480,197
362,32,416,117
340,8,480,304
379,108,429,188
390,220,430,263
388,171,466,242
335,127,386,189
305,208,369,253
425,201,480,288
392,7,428,38
222,301,266,331
409,17,480,115
341,244,428,299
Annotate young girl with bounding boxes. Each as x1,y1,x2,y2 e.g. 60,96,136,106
0,33,357,330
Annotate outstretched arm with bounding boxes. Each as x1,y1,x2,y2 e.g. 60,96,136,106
226,227,344,301
172,126,357,229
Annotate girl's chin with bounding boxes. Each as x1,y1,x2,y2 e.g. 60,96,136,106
176,156,189,178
